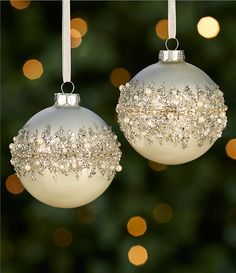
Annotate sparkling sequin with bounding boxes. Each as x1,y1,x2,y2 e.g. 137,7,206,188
116,81,227,148
10,125,122,181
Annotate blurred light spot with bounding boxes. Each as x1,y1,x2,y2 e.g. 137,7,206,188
71,28,82,48
153,203,173,223
148,161,167,172
128,245,148,266
10,0,31,10
2,242,15,260
77,206,96,224
226,139,236,160
110,67,131,87
71,18,88,37
6,174,24,195
23,59,43,80
127,216,147,237
197,16,220,39
155,19,168,40
52,227,72,248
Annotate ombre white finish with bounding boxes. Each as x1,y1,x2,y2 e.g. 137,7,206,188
22,170,112,208
116,50,227,165
11,95,122,208
131,136,213,165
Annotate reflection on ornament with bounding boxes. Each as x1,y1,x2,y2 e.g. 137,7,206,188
116,50,227,164
10,93,122,208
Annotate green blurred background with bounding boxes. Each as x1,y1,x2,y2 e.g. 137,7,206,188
1,1,236,273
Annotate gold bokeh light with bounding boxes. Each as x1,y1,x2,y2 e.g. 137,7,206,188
127,216,147,237
71,18,88,37
155,19,168,40
148,161,167,172
6,174,24,195
197,16,220,39
226,139,236,160
128,245,148,266
110,67,131,87
153,203,173,223
10,0,31,10
52,227,72,248
23,59,43,80
71,28,82,48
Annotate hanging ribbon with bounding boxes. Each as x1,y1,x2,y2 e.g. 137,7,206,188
168,0,176,39
62,0,71,83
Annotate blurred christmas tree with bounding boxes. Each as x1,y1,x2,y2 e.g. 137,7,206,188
1,1,236,273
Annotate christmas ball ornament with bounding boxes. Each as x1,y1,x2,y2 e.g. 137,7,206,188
116,49,227,165
10,92,122,208
9,0,122,208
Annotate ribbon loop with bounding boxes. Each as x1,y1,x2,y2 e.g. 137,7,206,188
62,0,71,83
168,0,176,39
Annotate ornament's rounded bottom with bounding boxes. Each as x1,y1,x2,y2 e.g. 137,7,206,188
19,170,113,208
131,137,214,165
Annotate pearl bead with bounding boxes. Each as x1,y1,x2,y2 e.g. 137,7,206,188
115,165,122,172
84,143,90,149
124,117,130,123
145,88,152,96
37,139,44,145
198,117,205,123
9,143,15,150
25,164,31,171
197,101,203,108
119,85,125,91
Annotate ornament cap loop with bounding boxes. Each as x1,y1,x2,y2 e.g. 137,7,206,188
54,93,80,107
61,81,75,94
165,38,179,50
159,50,185,63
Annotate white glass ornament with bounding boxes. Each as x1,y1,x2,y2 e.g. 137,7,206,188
10,93,122,208
116,50,227,165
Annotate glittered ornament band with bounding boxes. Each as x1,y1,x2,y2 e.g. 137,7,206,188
10,125,122,181
117,81,227,148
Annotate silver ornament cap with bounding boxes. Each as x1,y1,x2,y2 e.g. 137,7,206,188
54,93,80,107
159,50,185,63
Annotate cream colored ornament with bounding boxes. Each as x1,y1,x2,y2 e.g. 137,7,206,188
9,0,122,208
10,93,122,208
116,50,227,165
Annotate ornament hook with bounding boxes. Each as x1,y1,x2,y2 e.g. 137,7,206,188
61,81,75,94
165,38,179,50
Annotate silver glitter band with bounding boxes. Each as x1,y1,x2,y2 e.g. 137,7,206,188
10,125,122,181
116,81,227,148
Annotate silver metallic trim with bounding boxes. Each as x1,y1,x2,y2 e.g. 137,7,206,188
159,50,185,63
